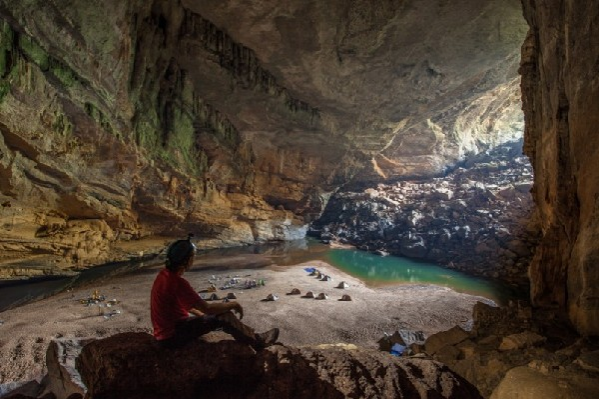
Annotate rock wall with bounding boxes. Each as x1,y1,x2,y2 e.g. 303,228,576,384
0,0,527,273
417,301,599,398
0,0,310,272
520,0,599,335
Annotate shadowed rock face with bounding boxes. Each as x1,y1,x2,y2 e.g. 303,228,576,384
520,0,599,335
75,332,483,399
0,0,525,270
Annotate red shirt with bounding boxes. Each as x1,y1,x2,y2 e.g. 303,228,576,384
150,268,202,340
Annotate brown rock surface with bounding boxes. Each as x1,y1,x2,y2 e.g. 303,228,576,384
490,366,599,399
520,0,599,335
0,0,526,270
76,332,483,399
422,300,599,398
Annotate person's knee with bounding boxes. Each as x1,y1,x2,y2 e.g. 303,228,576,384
216,311,237,323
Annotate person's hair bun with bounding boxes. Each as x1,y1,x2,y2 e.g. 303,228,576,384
166,235,196,270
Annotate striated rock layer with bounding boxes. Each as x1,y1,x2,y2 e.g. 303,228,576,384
0,0,526,272
520,0,599,335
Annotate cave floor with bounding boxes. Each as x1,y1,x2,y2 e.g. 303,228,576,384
0,252,491,385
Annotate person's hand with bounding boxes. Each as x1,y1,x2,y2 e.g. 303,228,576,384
231,302,244,319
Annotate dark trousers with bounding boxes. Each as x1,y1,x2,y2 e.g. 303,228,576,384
158,311,256,349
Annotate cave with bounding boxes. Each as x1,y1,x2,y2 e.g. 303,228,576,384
0,0,598,398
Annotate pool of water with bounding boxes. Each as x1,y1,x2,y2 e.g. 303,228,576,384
323,247,520,305
232,239,524,305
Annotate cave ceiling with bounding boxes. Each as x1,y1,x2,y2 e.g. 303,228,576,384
0,0,528,254
185,0,528,181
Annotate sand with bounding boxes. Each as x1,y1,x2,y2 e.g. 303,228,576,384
0,255,494,387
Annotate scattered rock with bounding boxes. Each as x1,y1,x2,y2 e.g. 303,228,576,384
310,141,536,287
498,331,546,351
43,338,90,399
575,350,599,373
425,326,469,355
1,380,43,399
490,366,599,399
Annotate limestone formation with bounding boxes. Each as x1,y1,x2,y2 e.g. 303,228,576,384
520,0,599,335
490,366,599,399
0,0,526,272
420,301,599,398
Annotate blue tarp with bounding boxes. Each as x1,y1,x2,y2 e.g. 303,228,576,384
390,343,406,356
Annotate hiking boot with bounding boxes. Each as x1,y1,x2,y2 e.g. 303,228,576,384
253,328,280,349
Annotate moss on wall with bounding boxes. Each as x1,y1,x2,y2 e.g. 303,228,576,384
0,20,15,77
0,20,16,103
84,102,115,136
18,36,50,71
0,17,86,104
50,60,78,88
52,111,73,137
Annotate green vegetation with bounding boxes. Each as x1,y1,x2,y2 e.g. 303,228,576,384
0,20,15,103
50,60,78,88
133,105,207,176
18,29,82,89
19,36,49,71
0,81,10,103
52,112,73,137
84,102,115,136
0,17,85,107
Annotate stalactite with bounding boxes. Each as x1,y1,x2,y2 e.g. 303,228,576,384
181,10,320,121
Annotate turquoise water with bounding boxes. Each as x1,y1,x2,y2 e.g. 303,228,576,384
253,239,523,305
321,247,519,305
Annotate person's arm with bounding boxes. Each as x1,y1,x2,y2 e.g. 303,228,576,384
188,307,205,317
193,299,244,319
177,277,244,319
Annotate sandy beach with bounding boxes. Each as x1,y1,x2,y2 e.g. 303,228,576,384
0,255,494,387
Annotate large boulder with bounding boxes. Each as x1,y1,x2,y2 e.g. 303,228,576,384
76,332,482,399
490,366,599,399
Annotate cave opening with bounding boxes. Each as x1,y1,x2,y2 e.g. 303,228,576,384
305,0,535,296
309,137,536,296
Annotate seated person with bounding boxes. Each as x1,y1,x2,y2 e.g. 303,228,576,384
151,234,279,349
